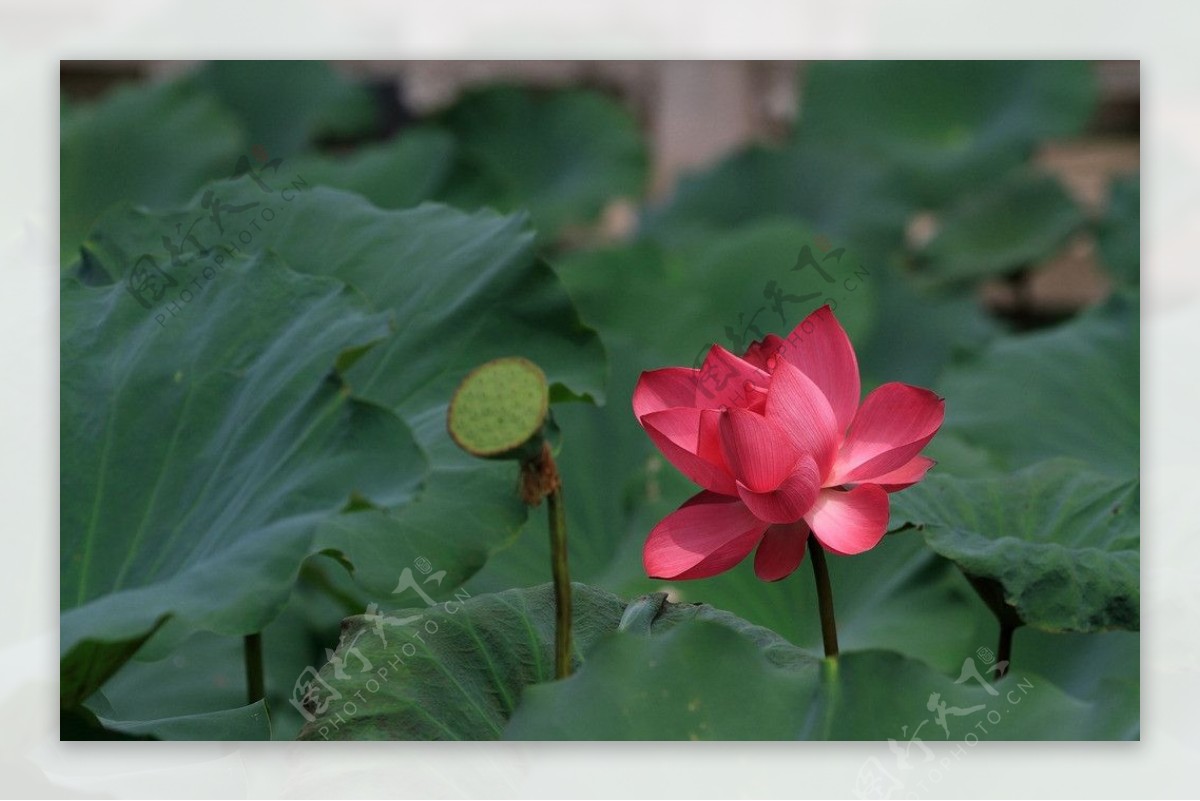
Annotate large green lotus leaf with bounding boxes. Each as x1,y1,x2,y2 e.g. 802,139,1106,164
90,559,364,740
938,291,1138,476
311,464,527,602
79,693,272,741
288,129,457,210
187,60,379,157
70,181,604,614
614,591,823,672
433,85,647,237
60,79,244,267
65,180,606,711
796,61,1097,205
295,583,627,740
638,143,909,260
60,252,425,708
504,621,1135,740
890,459,1139,633
76,179,606,410
507,624,820,741
1096,175,1140,285
916,171,1084,285
294,585,828,741
91,631,276,739
187,183,604,596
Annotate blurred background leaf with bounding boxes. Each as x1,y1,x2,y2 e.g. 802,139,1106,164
1096,174,1140,285
185,60,383,156
915,170,1085,286
795,60,1098,206
638,143,909,260
287,129,457,210
60,80,244,266
432,85,648,239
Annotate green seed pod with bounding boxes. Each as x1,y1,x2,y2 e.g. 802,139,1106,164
447,356,550,462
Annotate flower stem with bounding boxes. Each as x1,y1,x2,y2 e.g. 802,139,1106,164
962,573,1022,681
546,476,573,679
995,620,1016,681
243,632,265,704
807,537,839,660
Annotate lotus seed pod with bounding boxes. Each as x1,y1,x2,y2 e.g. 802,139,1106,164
447,357,550,461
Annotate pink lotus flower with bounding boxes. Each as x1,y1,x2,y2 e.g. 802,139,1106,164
633,305,944,582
